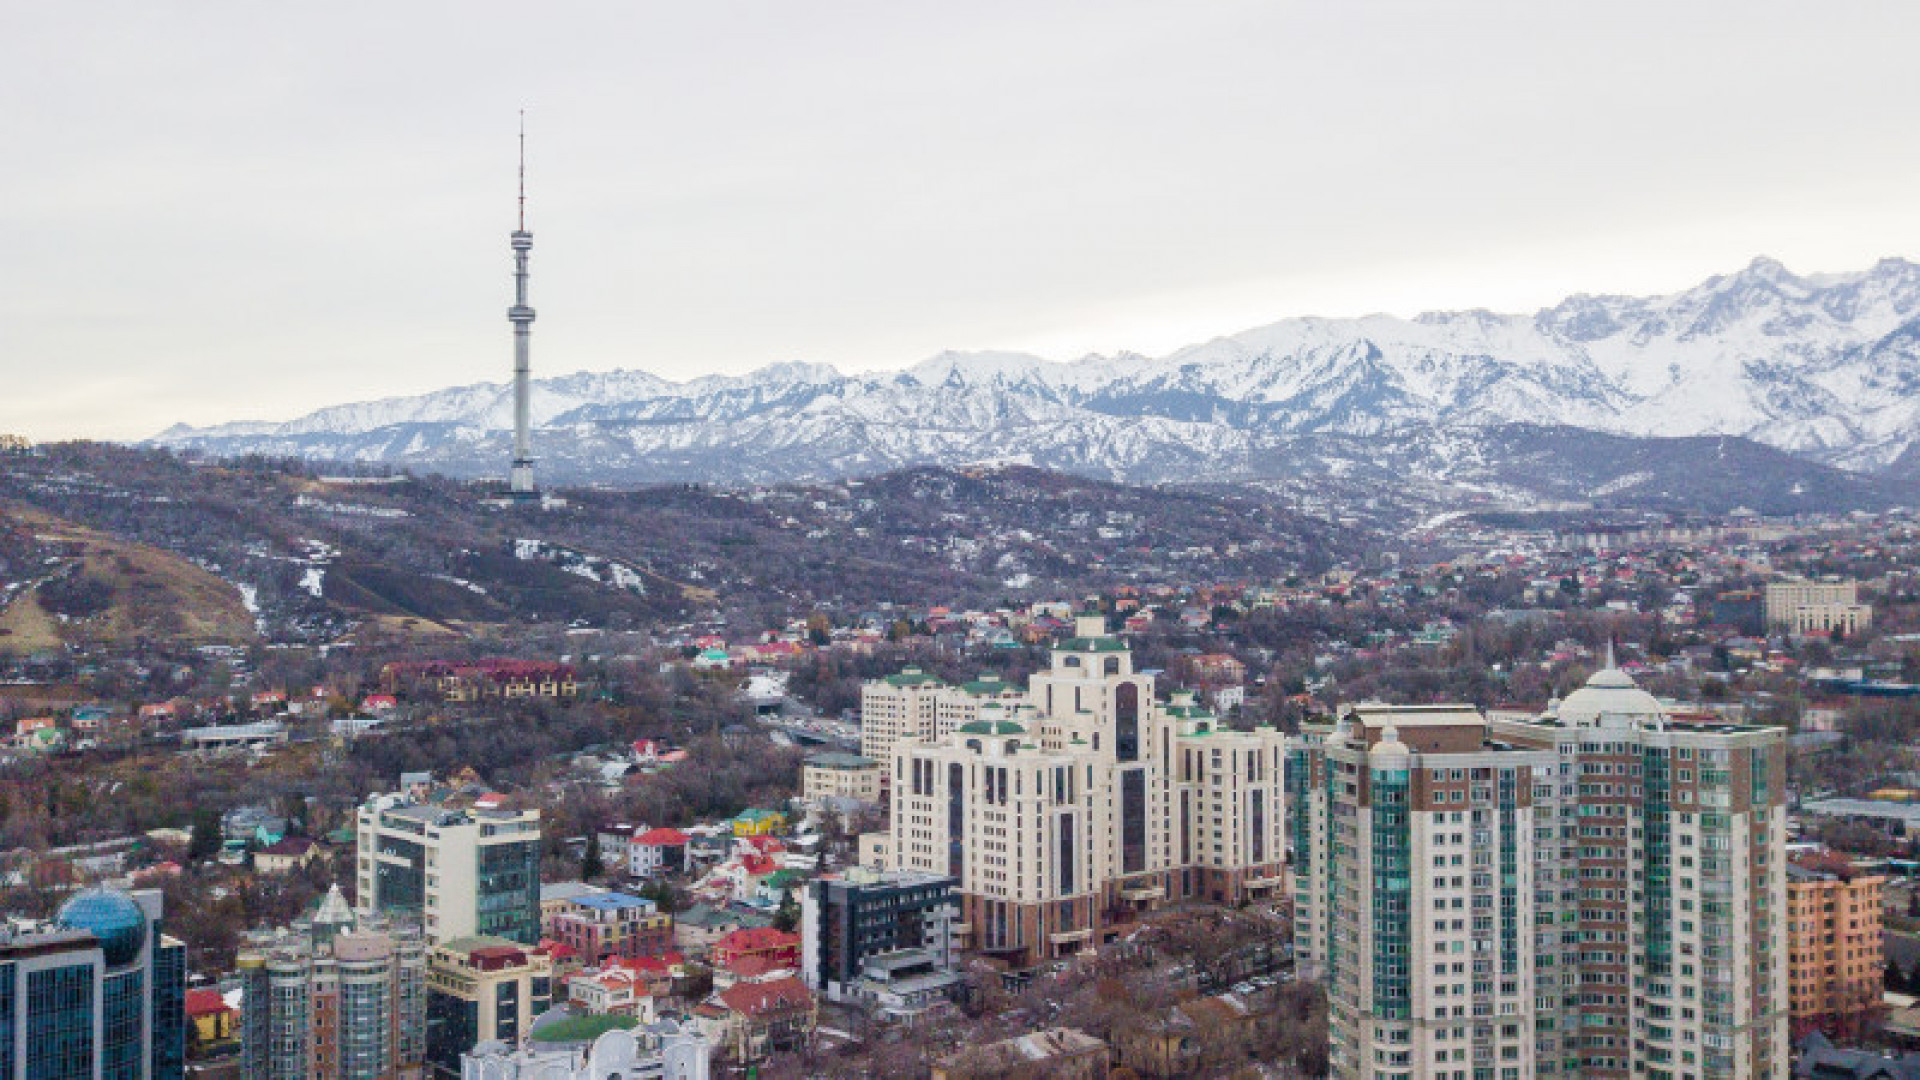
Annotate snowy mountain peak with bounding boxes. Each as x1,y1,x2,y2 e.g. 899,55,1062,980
150,257,1920,485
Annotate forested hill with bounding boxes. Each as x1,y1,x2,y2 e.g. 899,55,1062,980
0,445,1360,646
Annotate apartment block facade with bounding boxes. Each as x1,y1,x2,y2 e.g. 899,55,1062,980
1293,664,1787,1079
882,617,1286,968
1786,850,1884,1038
1763,579,1870,634
235,890,427,1080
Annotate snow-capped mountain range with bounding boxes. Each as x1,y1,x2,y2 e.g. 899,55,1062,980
152,257,1920,495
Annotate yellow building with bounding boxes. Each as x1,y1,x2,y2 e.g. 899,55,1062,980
731,809,786,837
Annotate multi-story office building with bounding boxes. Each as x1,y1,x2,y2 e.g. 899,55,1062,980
883,617,1286,968
1787,849,1884,1038
425,937,554,1079
235,886,427,1080
356,789,542,945
1764,579,1871,633
1292,662,1788,1079
0,887,185,1080
801,868,960,1018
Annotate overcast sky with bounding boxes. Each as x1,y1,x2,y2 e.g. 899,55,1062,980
6,1,1920,441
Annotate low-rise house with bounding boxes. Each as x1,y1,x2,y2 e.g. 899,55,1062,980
933,1027,1109,1080
696,976,815,1062
629,828,691,878
253,836,319,874
710,928,800,973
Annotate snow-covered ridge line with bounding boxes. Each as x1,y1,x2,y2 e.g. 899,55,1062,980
149,256,1920,479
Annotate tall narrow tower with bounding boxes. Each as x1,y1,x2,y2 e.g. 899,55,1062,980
507,113,538,498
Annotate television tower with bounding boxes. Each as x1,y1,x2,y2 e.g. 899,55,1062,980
507,112,538,498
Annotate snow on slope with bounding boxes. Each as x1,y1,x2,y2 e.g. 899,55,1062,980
149,257,1920,482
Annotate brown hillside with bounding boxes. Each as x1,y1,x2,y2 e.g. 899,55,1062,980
0,506,256,652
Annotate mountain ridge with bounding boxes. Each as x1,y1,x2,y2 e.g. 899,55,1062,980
151,257,1920,494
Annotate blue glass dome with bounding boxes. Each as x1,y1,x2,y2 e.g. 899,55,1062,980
56,888,148,967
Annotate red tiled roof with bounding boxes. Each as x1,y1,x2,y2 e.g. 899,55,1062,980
717,975,811,1017
722,953,796,979
715,927,800,953
185,989,234,1017
634,827,690,846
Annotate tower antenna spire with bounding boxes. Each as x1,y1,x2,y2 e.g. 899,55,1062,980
517,109,527,232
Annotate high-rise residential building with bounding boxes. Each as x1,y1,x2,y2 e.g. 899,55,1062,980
355,789,542,945
801,868,961,1019
235,886,427,1080
1764,578,1871,633
0,887,186,1080
1292,662,1788,1079
425,937,554,1079
1787,849,1884,1039
859,668,948,766
859,671,1026,770
882,617,1286,968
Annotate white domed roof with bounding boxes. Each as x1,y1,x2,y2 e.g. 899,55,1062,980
1369,724,1411,764
1556,664,1663,729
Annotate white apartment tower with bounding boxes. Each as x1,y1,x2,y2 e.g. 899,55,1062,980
883,616,1286,967
1292,662,1787,1079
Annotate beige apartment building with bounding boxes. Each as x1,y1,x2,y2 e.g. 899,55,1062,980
859,669,1025,768
881,617,1285,968
801,751,885,804
1787,849,1884,1039
1292,663,1788,1079
1764,579,1871,634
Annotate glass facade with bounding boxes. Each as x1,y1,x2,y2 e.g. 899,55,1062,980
101,969,143,1080
374,835,427,914
1121,770,1147,874
26,963,95,1080
151,938,185,1079
476,841,541,944
1115,682,1139,762
1369,765,1411,1020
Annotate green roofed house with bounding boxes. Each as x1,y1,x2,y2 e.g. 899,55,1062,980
732,809,786,838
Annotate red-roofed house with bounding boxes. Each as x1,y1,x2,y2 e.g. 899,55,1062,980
711,928,800,972
713,951,798,990
563,966,659,1019
629,827,691,877
360,694,399,713
185,989,237,1050
701,976,816,1061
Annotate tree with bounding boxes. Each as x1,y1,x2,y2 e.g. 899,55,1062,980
188,811,221,862
581,832,605,881
772,888,799,933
